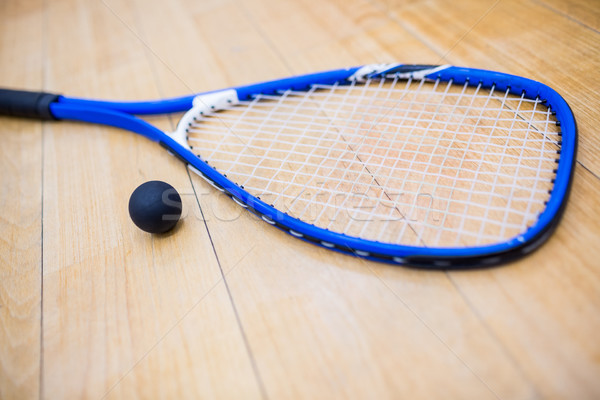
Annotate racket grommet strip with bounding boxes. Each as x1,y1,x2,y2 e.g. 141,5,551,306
232,197,248,208
261,215,276,225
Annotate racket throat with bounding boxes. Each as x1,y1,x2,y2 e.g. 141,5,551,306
170,89,240,149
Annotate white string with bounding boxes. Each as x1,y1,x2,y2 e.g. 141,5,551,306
409,78,470,245
190,135,557,165
186,77,561,248
291,81,367,221
525,101,555,220
273,81,351,212
238,90,308,204
450,82,499,246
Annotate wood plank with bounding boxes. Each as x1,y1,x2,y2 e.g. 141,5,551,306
538,0,600,31
41,0,261,398
0,1,43,398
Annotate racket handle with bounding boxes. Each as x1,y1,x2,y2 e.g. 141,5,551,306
0,88,60,120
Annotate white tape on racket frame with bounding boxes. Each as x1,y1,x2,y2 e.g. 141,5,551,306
348,64,451,81
170,89,239,148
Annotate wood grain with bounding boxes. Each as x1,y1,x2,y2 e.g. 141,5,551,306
0,0,598,399
0,1,43,399
538,0,600,31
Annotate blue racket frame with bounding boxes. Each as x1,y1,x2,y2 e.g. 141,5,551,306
45,64,576,268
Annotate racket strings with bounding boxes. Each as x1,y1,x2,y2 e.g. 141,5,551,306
186,77,560,247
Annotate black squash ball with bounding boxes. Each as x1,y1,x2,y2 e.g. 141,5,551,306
128,181,182,234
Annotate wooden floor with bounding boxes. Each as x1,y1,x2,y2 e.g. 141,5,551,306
1,0,599,399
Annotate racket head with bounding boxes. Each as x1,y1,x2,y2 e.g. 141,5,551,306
166,64,575,268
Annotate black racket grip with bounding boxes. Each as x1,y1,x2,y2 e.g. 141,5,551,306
0,88,61,120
